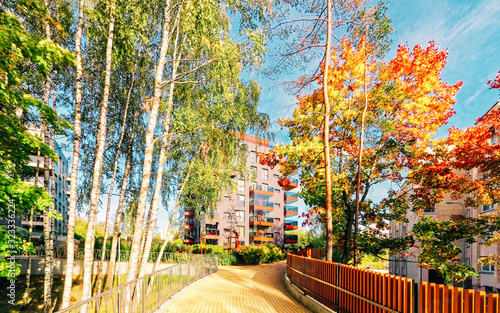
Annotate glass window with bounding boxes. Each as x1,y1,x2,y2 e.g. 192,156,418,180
237,226,245,237
262,168,268,180
238,179,245,191
482,263,495,273
237,194,245,206
273,174,279,178
274,218,280,222
250,166,257,182
250,150,256,163
482,204,494,212
275,188,281,193
274,203,280,208
236,210,245,222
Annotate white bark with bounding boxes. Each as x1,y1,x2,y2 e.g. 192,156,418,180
126,0,175,283
81,0,115,305
61,0,85,308
137,25,181,277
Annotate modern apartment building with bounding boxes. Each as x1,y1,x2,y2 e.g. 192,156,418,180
183,134,300,247
18,127,70,234
390,101,500,292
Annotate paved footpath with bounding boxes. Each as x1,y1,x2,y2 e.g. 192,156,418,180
164,260,312,313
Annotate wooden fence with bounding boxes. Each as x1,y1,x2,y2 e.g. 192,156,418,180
287,252,499,313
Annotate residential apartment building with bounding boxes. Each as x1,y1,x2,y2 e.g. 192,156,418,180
390,101,500,293
183,134,300,247
17,126,70,234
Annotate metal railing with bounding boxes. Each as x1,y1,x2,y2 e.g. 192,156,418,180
250,183,274,193
249,199,274,208
285,220,298,227
250,231,274,238
249,216,274,223
284,205,298,212
56,255,218,313
284,191,298,198
205,229,219,236
34,248,200,263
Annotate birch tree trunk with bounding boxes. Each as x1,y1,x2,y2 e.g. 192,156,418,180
42,76,53,313
81,0,116,304
126,0,175,283
23,149,40,307
104,126,135,290
42,3,53,308
137,29,181,278
323,0,333,262
61,0,85,307
95,66,136,295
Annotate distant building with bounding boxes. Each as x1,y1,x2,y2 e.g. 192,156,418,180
390,101,500,293
18,126,70,234
183,134,300,247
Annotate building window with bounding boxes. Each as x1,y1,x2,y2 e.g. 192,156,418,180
396,229,399,238
250,150,256,163
262,168,268,180
466,258,470,267
424,206,436,213
403,226,406,236
224,196,230,201
467,209,470,218
482,204,494,213
273,174,279,178
275,188,281,193
236,210,245,222
250,166,257,182
238,179,245,191
274,203,280,208
274,217,280,222
481,263,495,273
491,128,496,144
237,226,245,237
237,194,245,206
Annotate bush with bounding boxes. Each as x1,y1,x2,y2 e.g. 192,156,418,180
214,252,238,265
233,245,284,265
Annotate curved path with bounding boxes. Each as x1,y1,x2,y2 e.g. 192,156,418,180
163,260,311,313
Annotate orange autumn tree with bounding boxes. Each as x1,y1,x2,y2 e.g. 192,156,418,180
259,37,462,264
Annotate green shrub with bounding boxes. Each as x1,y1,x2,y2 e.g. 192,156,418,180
214,252,238,265
232,245,284,265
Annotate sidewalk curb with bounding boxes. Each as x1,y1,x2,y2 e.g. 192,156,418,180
284,273,335,313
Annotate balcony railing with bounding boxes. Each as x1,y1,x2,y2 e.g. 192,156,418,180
249,216,274,223
285,234,298,241
285,220,298,227
288,177,299,185
249,199,274,210
285,191,298,198
250,232,274,239
250,184,274,193
206,229,220,236
285,205,298,213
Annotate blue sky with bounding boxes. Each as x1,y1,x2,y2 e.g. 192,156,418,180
253,0,500,208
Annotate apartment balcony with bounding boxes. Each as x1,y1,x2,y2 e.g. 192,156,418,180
204,213,220,224
250,231,274,242
284,234,298,243
285,220,298,230
285,205,299,217
250,184,274,197
284,191,298,203
283,177,299,191
249,216,274,227
249,199,274,212
202,229,220,240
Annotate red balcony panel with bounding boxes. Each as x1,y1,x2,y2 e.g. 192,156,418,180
285,225,298,230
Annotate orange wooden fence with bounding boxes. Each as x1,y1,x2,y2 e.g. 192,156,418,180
287,252,500,313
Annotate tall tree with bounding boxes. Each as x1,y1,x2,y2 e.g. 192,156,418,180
81,0,116,303
260,39,462,264
61,0,84,307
